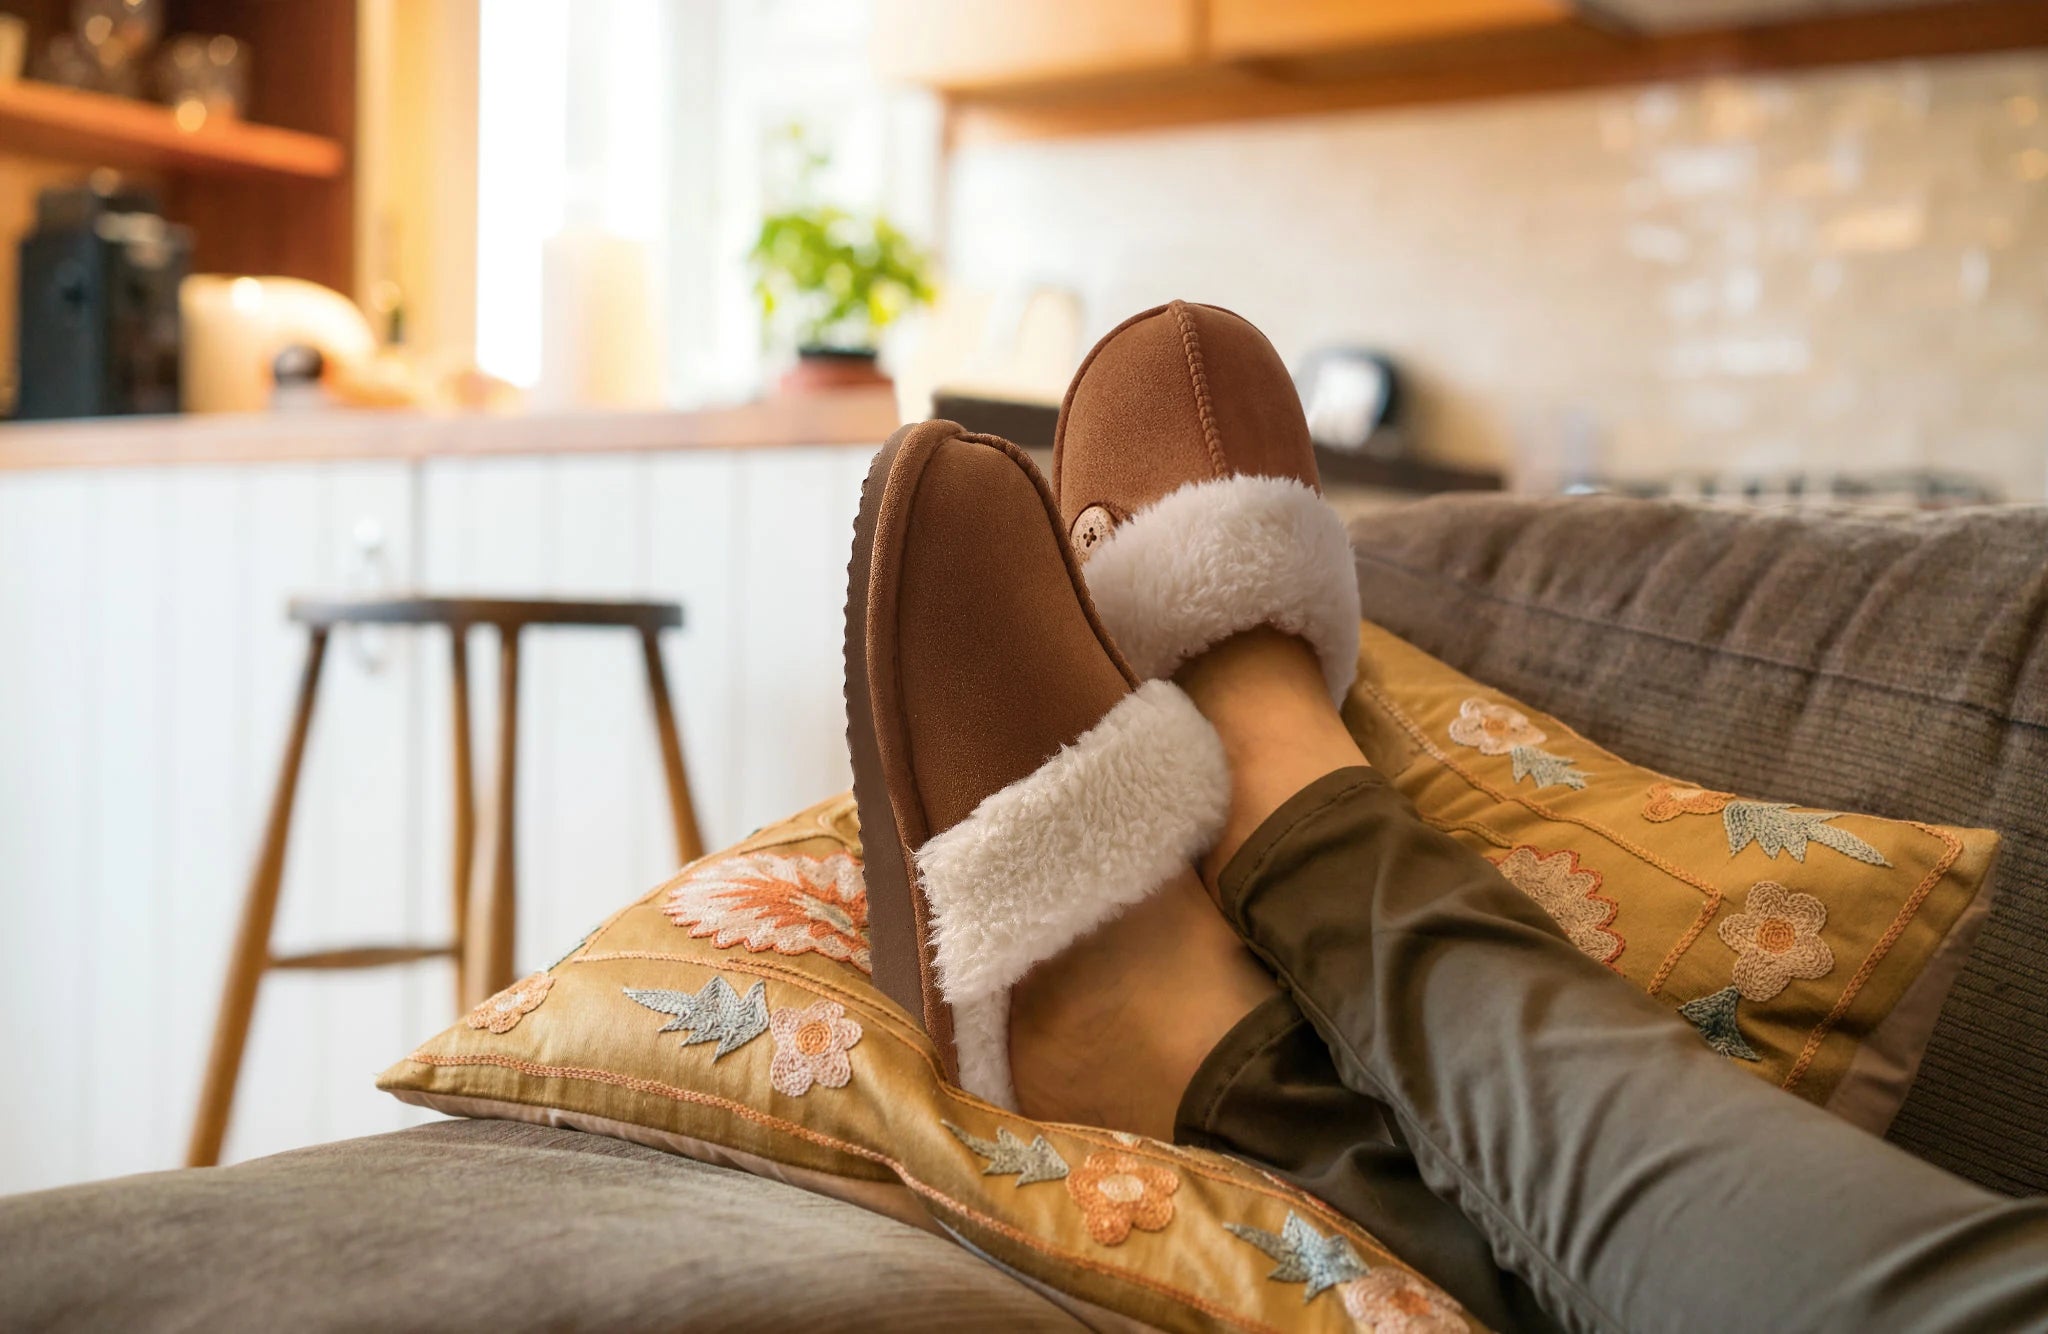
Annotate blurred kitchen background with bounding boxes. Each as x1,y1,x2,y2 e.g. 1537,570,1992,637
3,0,2046,1193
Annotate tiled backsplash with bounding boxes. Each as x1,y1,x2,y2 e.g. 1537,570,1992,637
946,52,2048,501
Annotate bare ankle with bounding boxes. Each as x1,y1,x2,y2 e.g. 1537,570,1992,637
1176,629,1369,883
1008,872,1276,1138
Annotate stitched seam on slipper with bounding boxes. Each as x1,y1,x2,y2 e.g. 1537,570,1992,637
1171,302,1230,479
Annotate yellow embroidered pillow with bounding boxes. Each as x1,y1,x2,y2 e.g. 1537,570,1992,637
379,794,1481,1334
1342,620,1999,1130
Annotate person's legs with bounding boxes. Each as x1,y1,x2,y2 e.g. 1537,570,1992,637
1177,628,2048,1334
1174,990,1566,1334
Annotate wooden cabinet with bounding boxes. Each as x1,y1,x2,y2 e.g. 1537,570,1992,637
0,440,874,1192
1207,0,1571,59
906,0,2048,144
872,0,1200,91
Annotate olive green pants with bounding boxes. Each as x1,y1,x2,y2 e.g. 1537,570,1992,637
1177,768,2048,1334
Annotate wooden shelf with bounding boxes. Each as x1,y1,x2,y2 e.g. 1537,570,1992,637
0,78,344,180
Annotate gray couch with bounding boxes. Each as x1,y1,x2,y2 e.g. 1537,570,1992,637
4,495,2042,1331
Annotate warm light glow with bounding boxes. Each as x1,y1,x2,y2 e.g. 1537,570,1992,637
173,99,208,133
228,276,264,313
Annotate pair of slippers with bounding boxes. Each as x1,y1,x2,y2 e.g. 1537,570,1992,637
845,301,1361,1108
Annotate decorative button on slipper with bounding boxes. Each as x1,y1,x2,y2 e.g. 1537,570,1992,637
844,422,1229,1106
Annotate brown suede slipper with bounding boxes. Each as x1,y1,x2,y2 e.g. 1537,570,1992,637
845,420,1229,1105
1053,300,1362,702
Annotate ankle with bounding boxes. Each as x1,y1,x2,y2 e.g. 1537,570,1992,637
1176,629,1368,883
1008,872,1276,1138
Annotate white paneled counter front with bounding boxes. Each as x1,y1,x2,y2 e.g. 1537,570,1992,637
0,402,894,1192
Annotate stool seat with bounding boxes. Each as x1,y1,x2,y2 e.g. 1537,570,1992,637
290,595,682,632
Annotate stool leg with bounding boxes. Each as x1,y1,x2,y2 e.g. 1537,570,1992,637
640,627,705,865
466,626,520,1004
187,628,330,1168
449,626,477,1011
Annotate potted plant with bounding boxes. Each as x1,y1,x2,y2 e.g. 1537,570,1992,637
749,133,935,396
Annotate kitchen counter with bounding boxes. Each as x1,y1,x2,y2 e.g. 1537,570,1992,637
0,387,903,472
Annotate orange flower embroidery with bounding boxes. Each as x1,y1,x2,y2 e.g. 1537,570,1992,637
768,999,863,1096
1491,846,1623,966
1065,1151,1179,1246
1642,781,1732,822
1341,1268,1469,1332
1718,881,1833,1001
663,851,870,973
1447,698,1546,756
465,972,555,1034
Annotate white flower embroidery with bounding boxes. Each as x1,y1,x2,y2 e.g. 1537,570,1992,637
1447,697,1547,757
768,1000,863,1097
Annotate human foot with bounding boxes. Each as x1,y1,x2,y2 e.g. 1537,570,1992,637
844,421,1272,1124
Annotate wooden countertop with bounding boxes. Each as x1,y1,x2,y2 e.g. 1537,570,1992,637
0,388,904,472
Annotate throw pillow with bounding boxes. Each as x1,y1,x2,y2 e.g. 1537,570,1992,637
381,793,1479,1334
1342,619,1999,1131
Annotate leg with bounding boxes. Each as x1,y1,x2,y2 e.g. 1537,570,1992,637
449,624,478,1010
466,626,520,1005
639,626,704,865
1185,632,2048,1334
187,627,329,1167
1175,993,1562,1334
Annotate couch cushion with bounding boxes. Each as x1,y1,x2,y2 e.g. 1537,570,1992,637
1349,495,2048,1195
0,1119,1085,1333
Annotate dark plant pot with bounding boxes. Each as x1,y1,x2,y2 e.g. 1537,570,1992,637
779,346,892,397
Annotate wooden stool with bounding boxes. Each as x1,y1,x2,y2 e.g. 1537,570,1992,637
186,596,705,1168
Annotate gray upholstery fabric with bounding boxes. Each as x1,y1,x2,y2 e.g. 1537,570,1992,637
1348,495,2048,1196
0,1119,1084,1333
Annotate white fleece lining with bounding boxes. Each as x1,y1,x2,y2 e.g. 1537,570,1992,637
1080,476,1362,703
913,680,1229,1108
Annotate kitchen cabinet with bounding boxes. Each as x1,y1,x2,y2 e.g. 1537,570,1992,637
1206,0,1571,58
0,438,874,1193
871,0,1200,91
905,0,2048,144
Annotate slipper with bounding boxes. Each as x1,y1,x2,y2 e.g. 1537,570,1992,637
1053,300,1361,702
845,421,1230,1107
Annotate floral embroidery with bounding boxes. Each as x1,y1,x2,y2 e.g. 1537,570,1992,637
1643,785,1890,866
1340,1268,1468,1332
1642,781,1732,822
1679,985,1760,1061
945,1122,1069,1185
624,976,770,1058
1447,698,1546,756
662,851,871,973
1717,881,1834,1001
1226,1211,1370,1300
768,999,863,1096
1509,745,1587,791
1722,802,1889,866
1066,1151,1179,1246
1491,846,1623,965
464,972,554,1034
